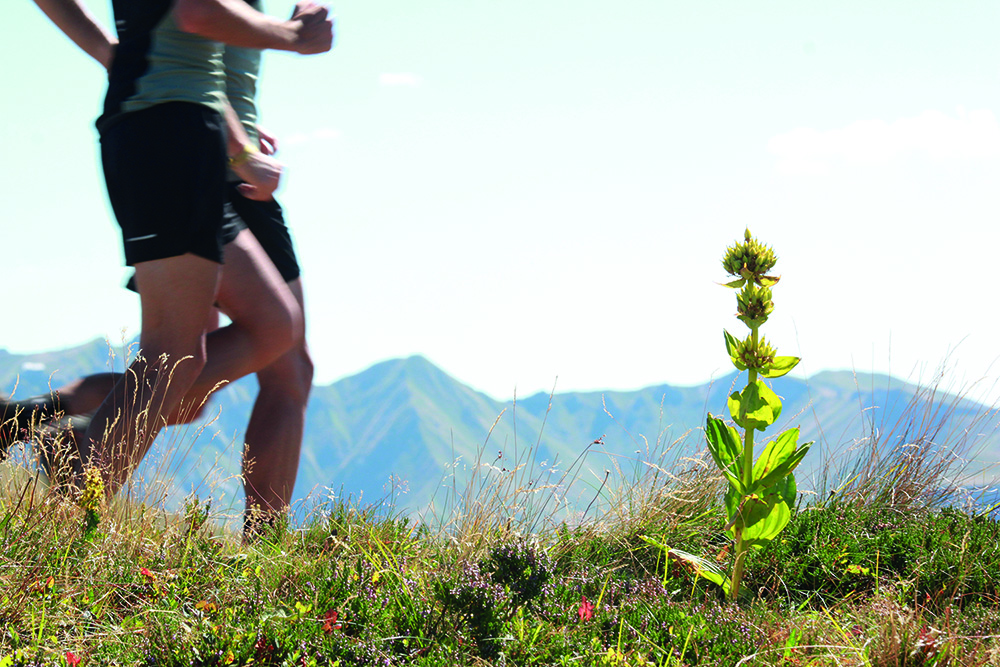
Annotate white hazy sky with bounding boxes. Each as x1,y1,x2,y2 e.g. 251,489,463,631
4,1,1000,403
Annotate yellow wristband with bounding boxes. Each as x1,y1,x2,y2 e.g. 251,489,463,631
228,143,259,168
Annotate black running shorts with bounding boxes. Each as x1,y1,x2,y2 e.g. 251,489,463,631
122,185,300,292
226,182,301,282
101,102,228,266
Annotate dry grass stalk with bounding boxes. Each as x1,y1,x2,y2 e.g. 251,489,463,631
822,368,1000,513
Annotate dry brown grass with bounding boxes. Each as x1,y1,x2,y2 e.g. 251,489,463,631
818,369,1000,513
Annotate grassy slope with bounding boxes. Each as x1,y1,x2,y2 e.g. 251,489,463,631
3,389,1000,666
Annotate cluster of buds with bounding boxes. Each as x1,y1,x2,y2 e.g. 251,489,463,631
722,229,779,287
721,230,798,379
736,283,774,329
78,466,104,514
78,466,105,536
731,334,777,372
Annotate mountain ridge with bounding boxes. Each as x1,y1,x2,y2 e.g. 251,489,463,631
2,338,997,513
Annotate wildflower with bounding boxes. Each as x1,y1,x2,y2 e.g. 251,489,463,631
914,626,942,658
78,467,104,513
730,333,777,371
322,609,343,633
254,636,275,659
65,651,81,666
735,282,774,328
34,576,56,596
140,567,154,579
577,596,595,622
195,600,218,613
721,228,779,285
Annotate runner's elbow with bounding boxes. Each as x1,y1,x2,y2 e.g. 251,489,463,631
174,0,219,36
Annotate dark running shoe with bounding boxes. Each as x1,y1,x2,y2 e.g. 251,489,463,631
0,395,59,460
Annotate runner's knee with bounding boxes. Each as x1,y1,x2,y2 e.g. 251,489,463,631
155,345,208,394
252,300,303,368
257,344,313,404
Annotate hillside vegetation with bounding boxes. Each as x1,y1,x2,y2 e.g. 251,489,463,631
2,373,1000,666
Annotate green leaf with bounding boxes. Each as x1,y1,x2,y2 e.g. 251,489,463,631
723,330,741,358
666,548,732,595
639,534,667,551
743,494,790,547
775,471,798,509
737,314,768,329
705,415,743,491
727,391,743,427
750,430,811,492
759,275,780,287
741,493,774,529
760,356,801,379
731,380,782,431
723,330,748,370
638,538,732,594
763,444,809,492
728,484,793,548
721,278,746,289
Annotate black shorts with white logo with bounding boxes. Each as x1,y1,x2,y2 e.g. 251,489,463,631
101,102,228,266
123,186,301,292
226,182,301,283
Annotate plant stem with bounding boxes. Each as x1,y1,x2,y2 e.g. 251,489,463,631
730,327,760,601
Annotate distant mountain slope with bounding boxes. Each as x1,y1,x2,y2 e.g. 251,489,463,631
2,339,997,513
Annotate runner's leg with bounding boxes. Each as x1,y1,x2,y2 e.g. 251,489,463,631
8,233,299,430
80,253,220,494
171,228,303,421
242,277,313,523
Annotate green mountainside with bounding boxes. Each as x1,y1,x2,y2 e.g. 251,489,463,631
2,339,997,514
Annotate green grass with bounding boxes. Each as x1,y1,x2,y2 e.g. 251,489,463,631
7,490,1000,667
2,379,1000,666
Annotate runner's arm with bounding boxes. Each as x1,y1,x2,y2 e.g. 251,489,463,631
223,101,283,202
174,0,333,54
32,0,116,69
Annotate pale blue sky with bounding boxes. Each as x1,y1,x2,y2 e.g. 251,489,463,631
4,1,1000,403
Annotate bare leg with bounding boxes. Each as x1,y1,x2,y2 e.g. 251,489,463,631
49,231,301,424
32,312,225,423
46,374,117,416
27,234,301,495
172,230,303,421
80,253,220,494
242,279,313,528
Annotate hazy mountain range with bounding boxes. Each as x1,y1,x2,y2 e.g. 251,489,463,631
2,339,998,516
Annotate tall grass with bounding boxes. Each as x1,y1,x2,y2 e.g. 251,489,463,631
815,368,1000,513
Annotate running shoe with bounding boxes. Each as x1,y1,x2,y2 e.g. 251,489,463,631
0,395,58,460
